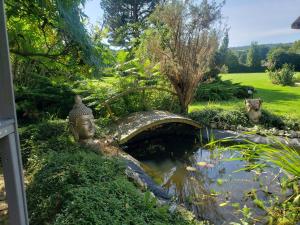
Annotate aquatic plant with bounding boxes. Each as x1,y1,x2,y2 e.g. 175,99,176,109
206,135,300,224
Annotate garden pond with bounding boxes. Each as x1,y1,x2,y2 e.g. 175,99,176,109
123,132,291,225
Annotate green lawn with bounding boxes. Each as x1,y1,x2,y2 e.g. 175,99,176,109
190,73,300,118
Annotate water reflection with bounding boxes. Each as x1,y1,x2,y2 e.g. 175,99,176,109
125,135,288,224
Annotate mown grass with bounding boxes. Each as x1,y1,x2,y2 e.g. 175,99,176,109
190,72,300,118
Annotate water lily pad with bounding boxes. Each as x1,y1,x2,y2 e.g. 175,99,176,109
231,203,240,209
197,162,207,167
186,166,197,171
219,201,229,207
217,179,223,185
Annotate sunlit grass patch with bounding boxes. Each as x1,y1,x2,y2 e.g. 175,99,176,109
190,73,300,118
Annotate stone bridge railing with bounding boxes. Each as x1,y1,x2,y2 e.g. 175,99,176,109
113,110,201,144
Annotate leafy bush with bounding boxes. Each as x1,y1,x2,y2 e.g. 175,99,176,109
260,110,285,129
74,76,180,119
266,48,300,71
20,120,193,225
260,110,300,131
194,80,254,102
268,63,295,86
15,74,75,123
189,107,300,131
295,73,300,82
189,107,250,128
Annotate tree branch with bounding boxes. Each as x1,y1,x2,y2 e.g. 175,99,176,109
10,49,67,58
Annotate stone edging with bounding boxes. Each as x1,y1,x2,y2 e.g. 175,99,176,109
201,128,300,148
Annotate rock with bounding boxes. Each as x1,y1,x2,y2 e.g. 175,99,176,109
210,123,217,129
290,131,298,139
125,167,147,191
270,128,278,135
169,203,177,214
223,124,230,130
237,125,244,130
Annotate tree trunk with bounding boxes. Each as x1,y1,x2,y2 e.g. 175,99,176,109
178,93,188,115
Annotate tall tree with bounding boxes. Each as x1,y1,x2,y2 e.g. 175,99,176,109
246,42,261,68
289,40,300,54
141,0,223,113
218,31,229,65
100,0,160,46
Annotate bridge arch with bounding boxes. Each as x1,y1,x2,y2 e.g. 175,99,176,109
114,110,201,144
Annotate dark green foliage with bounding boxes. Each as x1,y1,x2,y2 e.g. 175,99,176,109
218,31,229,66
27,152,124,225
19,120,79,168
267,48,300,71
73,77,180,119
260,110,285,129
268,63,295,86
189,108,250,128
289,40,300,54
7,0,103,69
100,0,160,46
224,50,259,73
15,75,75,122
21,120,193,225
205,31,229,79
194,80,254,101
189,107,300,131
223,41,299,73
246,42,260,68
260,110,300,130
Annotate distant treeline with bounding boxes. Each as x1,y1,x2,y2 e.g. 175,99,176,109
222,41,300,73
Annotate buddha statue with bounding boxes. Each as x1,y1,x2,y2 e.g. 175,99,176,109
69,95,95,144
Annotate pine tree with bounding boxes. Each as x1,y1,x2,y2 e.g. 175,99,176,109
100,0,160,46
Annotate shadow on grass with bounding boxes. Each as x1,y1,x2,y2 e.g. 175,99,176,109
254,88,300,103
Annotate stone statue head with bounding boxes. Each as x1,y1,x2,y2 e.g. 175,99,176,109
245,99,263,123
69,95,95,143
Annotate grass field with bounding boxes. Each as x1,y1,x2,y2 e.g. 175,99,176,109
190,73,300,118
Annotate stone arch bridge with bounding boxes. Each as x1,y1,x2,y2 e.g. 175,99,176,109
112,110,201,144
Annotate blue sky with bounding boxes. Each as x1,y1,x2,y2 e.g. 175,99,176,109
84,0,300,47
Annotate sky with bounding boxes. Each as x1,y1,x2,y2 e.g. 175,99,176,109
83,0,300,47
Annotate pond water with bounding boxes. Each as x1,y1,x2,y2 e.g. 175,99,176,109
124,133,289,224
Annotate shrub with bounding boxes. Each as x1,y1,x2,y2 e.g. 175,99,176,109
260,110,285,129
19,120,82,168
189,107,300,131
15,74,75,123
73,77,181,119
268,63,295,86
194,80,254,102
260,110,300,131
189,107,250,128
